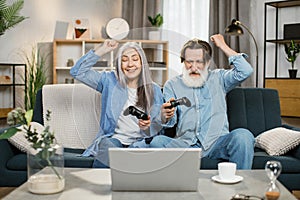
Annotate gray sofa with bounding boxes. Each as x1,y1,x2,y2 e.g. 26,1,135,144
1,85,300,191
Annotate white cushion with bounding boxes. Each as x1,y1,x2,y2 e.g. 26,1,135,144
8,84,101,151
42,84,101,149
255,127,300,156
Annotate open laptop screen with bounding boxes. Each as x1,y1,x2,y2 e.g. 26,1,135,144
109,148,202,191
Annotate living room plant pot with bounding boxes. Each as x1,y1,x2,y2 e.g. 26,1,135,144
27,142,65,194
288,69,298,79
148,29,161,40
148,13,163,40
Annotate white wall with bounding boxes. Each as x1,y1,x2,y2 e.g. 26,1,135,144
1,0,299,84
0,0,122,108
0,0,122,62
250,0,300,87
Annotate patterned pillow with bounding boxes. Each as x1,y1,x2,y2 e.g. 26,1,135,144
8,122,44,152
255,127,300,156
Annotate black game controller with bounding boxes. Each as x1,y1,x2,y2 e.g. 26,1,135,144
123,106,149,120
166,97,191,109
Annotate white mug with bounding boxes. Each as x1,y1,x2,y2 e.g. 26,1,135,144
218,162,236,180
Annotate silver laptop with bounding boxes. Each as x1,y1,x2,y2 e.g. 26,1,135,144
109,148,201,191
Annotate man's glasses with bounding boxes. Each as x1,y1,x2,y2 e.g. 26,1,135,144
184,60,206,69
231,194,264,200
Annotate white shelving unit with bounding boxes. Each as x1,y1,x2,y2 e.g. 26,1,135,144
0,63,26,118
53,39,168,86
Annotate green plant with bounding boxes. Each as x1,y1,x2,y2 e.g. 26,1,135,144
0,0,27,36
148,13,163,27
22,46,48,111
0,108,62,179
284,40,300,69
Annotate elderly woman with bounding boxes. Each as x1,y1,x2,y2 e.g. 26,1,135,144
70,40,163,168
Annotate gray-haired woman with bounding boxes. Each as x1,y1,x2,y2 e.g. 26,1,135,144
70,40,164,168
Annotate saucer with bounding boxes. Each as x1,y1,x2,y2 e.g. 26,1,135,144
211,175,243,184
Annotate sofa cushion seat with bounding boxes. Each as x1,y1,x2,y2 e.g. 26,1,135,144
64,148,94,168
253,151,300,173
200,157,225,169
6,149,94,171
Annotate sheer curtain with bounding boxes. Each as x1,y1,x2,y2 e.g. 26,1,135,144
209,0,239,69
162,0,210,78
209,0,254,87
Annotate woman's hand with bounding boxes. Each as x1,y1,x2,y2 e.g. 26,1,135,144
161,98,175,123
138,116,151,130
94,40,119,57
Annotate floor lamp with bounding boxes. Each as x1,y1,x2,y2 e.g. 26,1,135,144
225,19,259,87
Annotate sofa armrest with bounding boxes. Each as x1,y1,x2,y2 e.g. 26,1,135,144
0,127,22,172
0,126,24,167
282,125,300,159
288,145,300,160
282,124,300,131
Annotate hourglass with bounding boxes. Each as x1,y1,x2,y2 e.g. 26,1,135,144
265,160,282,200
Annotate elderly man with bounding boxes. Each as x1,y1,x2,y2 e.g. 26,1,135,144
150,34,254,169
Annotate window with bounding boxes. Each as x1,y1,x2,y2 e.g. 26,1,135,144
162,0,210,78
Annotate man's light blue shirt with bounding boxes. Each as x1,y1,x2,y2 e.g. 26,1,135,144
163,54,253,151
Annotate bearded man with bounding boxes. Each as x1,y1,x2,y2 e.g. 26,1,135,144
149,34,255,169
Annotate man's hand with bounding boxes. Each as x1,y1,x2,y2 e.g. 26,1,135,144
94,40,119,57
161,98,176,123
210,34,226,48
210,34,238,57
138,116,151,130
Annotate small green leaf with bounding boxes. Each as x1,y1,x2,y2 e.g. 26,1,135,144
25,109,33,125
148,13,163,27
0,127,20,139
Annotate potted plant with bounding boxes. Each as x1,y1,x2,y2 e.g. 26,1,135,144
0,0,27,36
147,13,163,40
284,40,300,78
0,108,65,194
22,46,48,110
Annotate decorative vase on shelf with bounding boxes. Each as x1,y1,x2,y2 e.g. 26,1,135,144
148,13,163,40
288,69,298,79
284,40,300,79
148,30,161,40
27,142,65,194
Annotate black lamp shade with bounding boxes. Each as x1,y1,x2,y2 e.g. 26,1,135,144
225,19,244,35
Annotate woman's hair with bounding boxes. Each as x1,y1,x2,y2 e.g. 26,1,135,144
180,39,212,63
115,42,154,113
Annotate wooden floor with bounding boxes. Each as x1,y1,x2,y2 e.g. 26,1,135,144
0,187,16,199
294,191,300,200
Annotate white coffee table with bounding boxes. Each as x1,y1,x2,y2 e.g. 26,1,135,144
3,168,297,200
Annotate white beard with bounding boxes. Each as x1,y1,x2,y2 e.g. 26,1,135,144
182,67,208,88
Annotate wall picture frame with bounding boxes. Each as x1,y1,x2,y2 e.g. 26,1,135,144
73,18,91,39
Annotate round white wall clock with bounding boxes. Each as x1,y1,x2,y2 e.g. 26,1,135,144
106,18,130,40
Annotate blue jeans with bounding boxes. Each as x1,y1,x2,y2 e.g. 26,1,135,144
92,137,148,168
149,128,255,169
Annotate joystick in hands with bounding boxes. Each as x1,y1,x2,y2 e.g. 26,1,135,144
166,97,191,109
123,106,148,120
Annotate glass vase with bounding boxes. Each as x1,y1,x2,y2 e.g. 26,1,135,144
27,142,65,194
